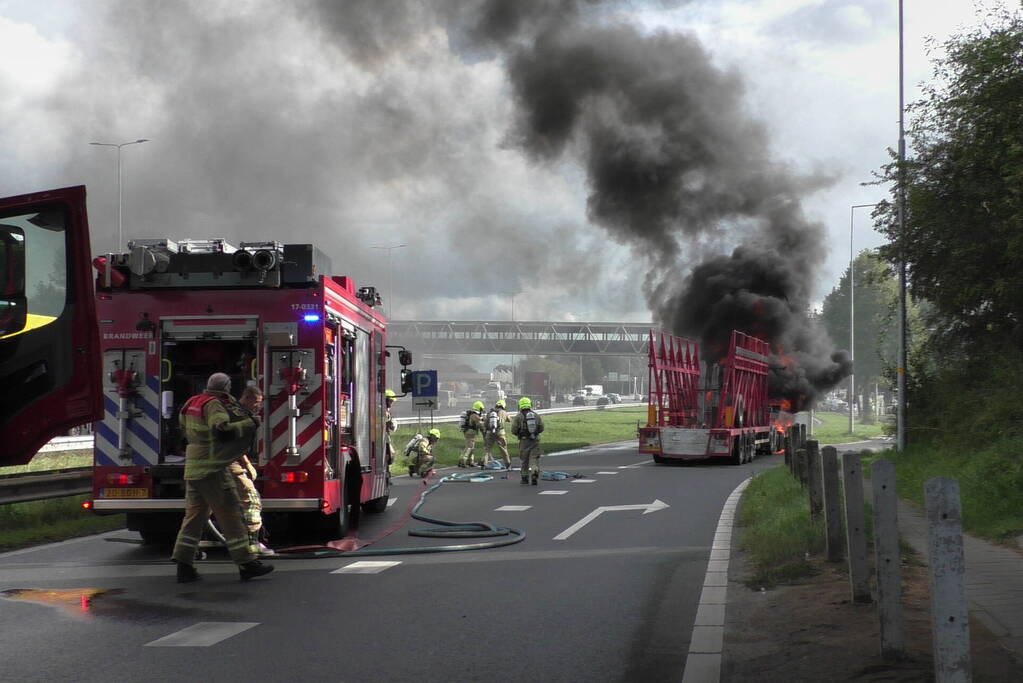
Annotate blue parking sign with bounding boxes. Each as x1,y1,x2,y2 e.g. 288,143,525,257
411,370,437,398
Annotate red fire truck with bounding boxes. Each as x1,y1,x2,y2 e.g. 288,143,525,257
87,235,408,542
638,329,780,464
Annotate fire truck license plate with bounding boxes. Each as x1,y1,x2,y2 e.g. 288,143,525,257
101,488,148,499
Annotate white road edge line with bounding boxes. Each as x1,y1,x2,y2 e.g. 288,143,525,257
681,477,750,683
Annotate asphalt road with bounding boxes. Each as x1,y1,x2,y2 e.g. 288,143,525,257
0,443,777,682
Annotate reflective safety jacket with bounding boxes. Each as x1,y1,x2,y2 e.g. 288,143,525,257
180,390,258,480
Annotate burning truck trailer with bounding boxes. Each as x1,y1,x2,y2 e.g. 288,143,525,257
86,237,413,543
638,330,787,465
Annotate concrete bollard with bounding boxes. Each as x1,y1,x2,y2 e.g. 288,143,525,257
872,458,905,659
924,477,971,682
806,440,823,519
840,451,871,603
821,446,844,562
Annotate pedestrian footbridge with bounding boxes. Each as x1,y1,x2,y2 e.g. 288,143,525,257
387,320,656,356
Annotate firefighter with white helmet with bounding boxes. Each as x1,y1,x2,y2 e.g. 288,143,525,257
411,428,441,478
511,396,545,485
384,389,397,466
482,399,512,469
457,400,485,468
171,372,274,582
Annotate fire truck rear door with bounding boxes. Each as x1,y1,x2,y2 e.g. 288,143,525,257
0,186,102,465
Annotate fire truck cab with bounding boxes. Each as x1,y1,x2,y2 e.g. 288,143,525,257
90,236,405,542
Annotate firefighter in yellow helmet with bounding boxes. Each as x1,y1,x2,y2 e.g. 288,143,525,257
511,396,545,485
482,399,512,469
412,428,440,478
384,389,397,466
171,372,274,582
458,400,485,468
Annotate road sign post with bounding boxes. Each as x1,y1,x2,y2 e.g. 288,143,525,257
411,370,438,411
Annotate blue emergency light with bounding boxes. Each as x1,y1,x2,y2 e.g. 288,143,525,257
303,313,321,322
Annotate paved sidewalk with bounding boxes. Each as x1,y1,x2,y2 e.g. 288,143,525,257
865,478,1023,659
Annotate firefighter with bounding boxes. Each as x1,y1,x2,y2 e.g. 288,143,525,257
225,385,274,557
482,399,512,469
384,389,397,466
412,428,440,477
171,372,274,582
511,396,545,485
458,400,485,468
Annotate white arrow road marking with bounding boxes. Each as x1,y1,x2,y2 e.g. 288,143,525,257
146,622,258,647
553,499,670,540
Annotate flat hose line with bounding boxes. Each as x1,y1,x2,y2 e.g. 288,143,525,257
268,471,526,559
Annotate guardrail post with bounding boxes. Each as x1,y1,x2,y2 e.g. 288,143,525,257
795,448,808,487
871,458,905,660
785,426,794,471
840,451,871,603
806,440,823,519
821,446,843,562
925,477,971,682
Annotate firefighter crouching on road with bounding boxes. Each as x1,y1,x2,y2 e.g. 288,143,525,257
226,385,274,557
411,428,440,477
171,372,274,583
457,401,485,468
482,399,512,469
384,389,397,465
511,396,545,485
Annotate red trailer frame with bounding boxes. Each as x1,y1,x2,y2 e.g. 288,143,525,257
639,330,775,464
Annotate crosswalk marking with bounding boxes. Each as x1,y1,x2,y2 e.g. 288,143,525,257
495,505,532,511
145,622,258,647
332,561,402,574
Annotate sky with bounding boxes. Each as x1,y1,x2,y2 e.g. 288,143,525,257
0,0,995,331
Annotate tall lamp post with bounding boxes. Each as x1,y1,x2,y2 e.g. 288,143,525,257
896,0,909,452
89,139,149,252
371,243,407,320
849,203,878,435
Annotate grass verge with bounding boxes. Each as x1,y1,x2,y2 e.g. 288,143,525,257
0,495,124,551
810,411,885,445
0,450,93,475
390,405,646,473
736,465,826,588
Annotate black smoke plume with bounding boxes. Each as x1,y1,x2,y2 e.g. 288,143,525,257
448,1,852,408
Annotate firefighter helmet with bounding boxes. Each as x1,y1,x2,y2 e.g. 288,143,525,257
495,399,506,408
472,400,485,412
518,396,532,410
428,428,441,440
385,389,396,399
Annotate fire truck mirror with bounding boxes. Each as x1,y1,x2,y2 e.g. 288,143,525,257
398,349,412,367
400,368,413,394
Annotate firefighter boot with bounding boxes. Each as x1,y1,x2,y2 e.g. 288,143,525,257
176,560,200,583
521,475,529,484
531,472,539,486
239,560,275,581
408,465,416,477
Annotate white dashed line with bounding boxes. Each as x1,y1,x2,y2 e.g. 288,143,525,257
332,561,402,574
145,622,258,647
570,478,596,483
538,490,568,495
681,477,750,683
596,471,619,475
495,505,532,511
387,497,398,507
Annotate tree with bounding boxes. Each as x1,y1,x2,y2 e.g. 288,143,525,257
873,8,1023,349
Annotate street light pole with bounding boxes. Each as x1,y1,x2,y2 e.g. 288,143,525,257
371,244,407,320
89,139,149,252
849,203,878,435
897,0,908,452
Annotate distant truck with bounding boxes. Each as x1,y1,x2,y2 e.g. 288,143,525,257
522,371,552,409
583,384,603,396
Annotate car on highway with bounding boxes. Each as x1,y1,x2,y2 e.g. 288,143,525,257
596,396,611,406
606,393,621,404
572,395,586,406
